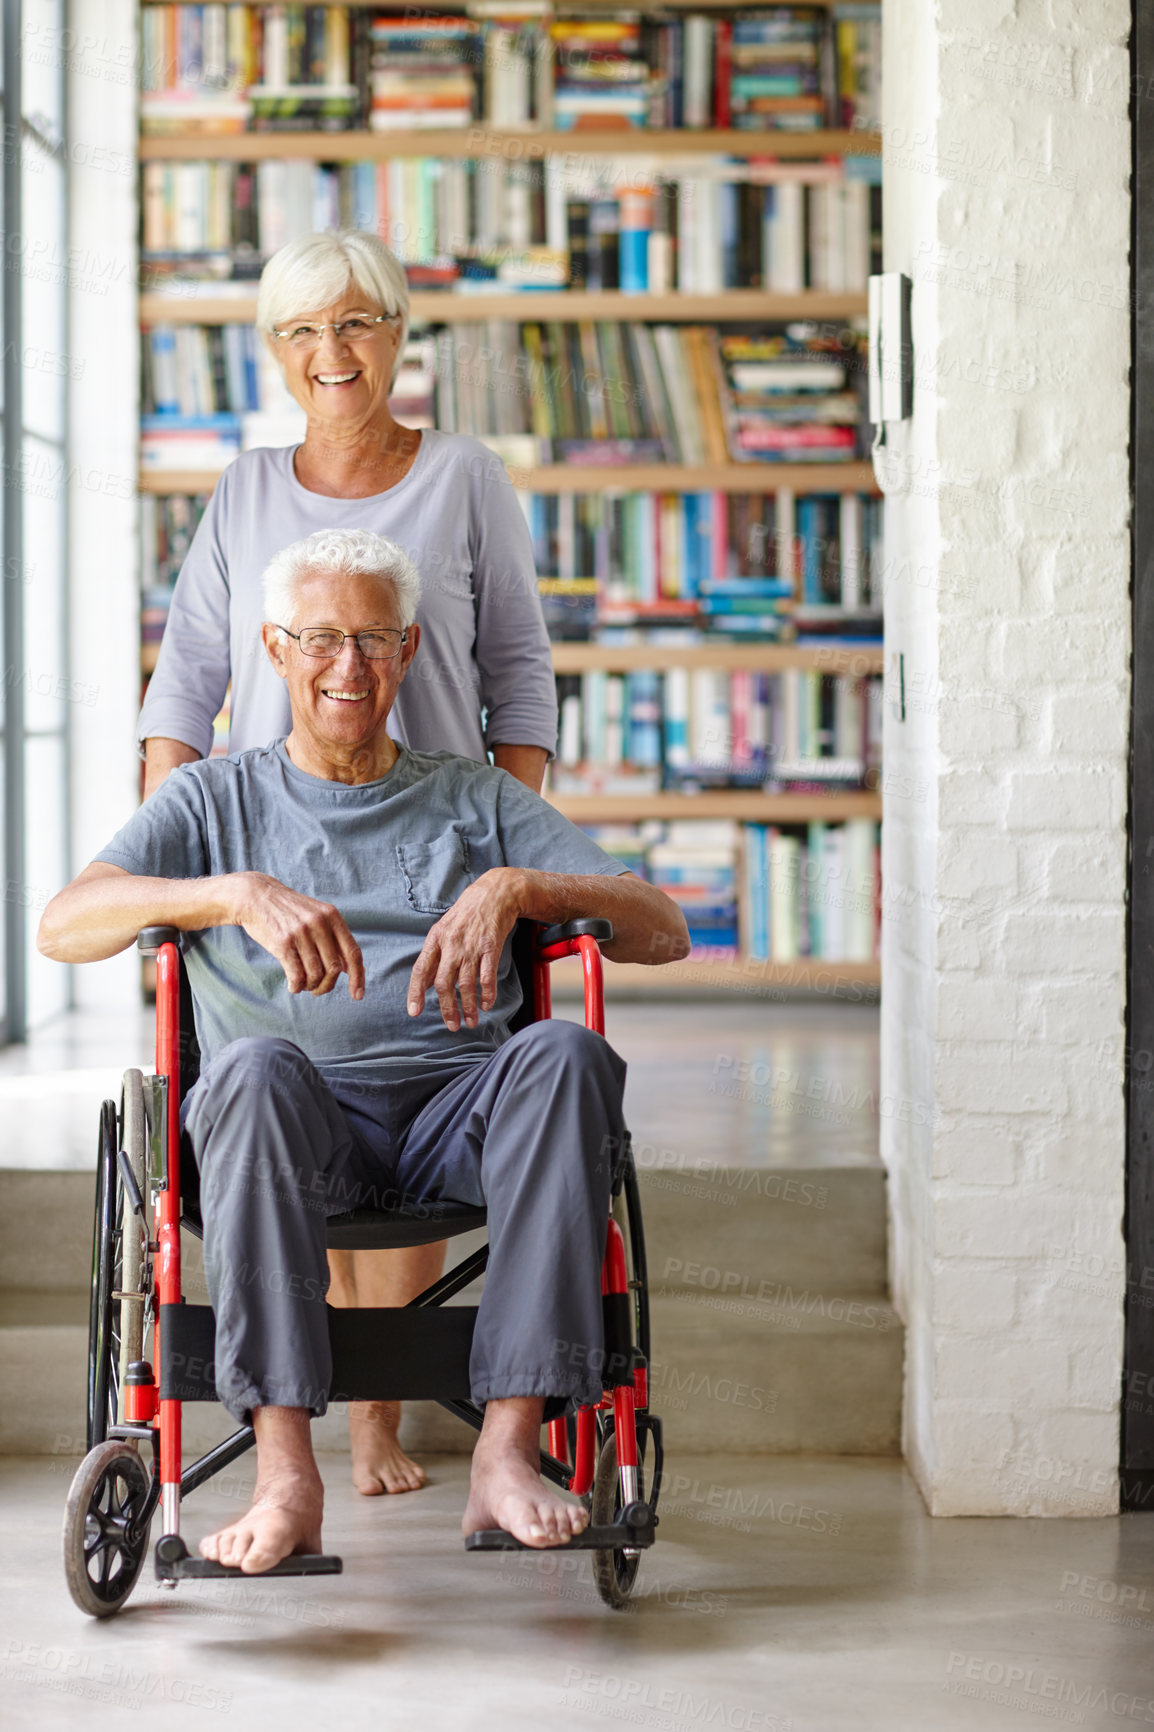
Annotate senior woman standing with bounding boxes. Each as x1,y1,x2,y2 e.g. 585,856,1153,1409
138,229,557,1498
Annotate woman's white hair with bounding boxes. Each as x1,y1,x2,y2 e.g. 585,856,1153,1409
262,530,422,634
256,230,411,388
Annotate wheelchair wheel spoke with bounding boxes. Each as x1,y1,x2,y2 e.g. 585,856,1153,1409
85,1520,122,1561
83,1470,139,1566
85,1509,120,1553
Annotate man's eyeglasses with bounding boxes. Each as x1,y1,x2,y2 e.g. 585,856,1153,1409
276,626,408,660
272,312,399,351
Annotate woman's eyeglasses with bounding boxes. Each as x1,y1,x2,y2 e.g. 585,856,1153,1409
273,313,399,351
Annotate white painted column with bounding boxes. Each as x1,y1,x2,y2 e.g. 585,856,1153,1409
880,0,1131,1514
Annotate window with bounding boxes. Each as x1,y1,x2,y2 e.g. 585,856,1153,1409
0,0,70,1041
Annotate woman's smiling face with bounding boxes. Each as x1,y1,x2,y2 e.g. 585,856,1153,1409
273,290,403,425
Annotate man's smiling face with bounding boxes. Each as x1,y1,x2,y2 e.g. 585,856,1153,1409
262,566,420,770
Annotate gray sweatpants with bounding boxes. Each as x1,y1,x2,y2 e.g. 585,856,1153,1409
180,1021,627,1424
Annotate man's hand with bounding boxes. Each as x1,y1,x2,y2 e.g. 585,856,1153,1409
235,872,365,999
407,869,522,1031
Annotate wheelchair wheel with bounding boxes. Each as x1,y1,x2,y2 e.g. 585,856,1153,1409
87,1102,118,1451
63,1441,151,1618
116,1071,152,1406
87,1072,152,1451
591,1430,645,1609
614,1142,651,1368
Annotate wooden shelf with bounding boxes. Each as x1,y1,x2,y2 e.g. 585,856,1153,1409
139,128,879,162
548,955,881,994
551,642,883,673
450,461,879,494
141,639,883,679
138,461,878,496
144,0,856,9
547,791,882,821
140,289,869,326
139,472,227,495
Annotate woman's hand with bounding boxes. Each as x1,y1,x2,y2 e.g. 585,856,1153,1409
407,869,523,1031
233,872,365,999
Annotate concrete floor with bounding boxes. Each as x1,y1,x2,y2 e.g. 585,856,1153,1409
4,1451,1154,1732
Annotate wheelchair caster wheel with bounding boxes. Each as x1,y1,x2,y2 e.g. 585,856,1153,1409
591,1432,643,1609
63,1441,152,1618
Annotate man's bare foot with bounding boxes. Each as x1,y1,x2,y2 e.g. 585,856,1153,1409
199,1408,324,1573
199,1467,324,1573
349,1401,427,1495
462,1432,589,1549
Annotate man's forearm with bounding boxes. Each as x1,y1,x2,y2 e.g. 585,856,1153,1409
508,869,690,967
38,870,242,964
144,736,201,801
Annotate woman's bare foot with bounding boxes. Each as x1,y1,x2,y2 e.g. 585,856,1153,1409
462,1398,588,1549
199,1468,324,1573
349,1400,427,1495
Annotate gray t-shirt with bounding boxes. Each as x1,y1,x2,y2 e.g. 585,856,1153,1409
94,741,628,1082
136,430,557,763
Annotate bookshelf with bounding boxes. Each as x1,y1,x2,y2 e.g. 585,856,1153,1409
136,1,884,991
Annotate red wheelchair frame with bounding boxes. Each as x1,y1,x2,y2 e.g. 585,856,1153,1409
64,918,662,1617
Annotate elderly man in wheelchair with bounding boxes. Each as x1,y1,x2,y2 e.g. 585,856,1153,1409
39,527,689,1585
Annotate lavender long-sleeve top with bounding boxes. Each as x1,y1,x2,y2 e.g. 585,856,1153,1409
136,431,558,763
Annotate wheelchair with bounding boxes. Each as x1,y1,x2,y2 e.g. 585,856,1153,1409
63,918,663,1618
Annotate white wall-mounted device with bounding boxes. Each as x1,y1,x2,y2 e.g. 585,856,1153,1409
867,272,913,428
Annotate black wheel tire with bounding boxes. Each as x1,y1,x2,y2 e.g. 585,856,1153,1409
63,1441,151,1618
86,1102,118,1452
618,1153,651,1369
591,1430,644,1609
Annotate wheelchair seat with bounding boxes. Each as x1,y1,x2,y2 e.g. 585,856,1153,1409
179,1193,486,1251
326,1201,487,1250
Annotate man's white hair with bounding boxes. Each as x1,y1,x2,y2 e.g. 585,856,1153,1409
262,530,422,633
256,230,411,388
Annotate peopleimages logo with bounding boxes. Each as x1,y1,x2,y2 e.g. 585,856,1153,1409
945,1651,1154,1723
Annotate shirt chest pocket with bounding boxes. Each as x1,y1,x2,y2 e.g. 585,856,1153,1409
396,833,475,915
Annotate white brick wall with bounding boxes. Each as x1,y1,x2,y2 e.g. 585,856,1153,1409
880,0,1130,1515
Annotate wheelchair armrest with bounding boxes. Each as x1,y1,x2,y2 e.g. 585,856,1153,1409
536,917,613,949
137,926,182,955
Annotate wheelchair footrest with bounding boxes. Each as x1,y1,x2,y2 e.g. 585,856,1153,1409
154,1535,343,1581
465,1500,656,1553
